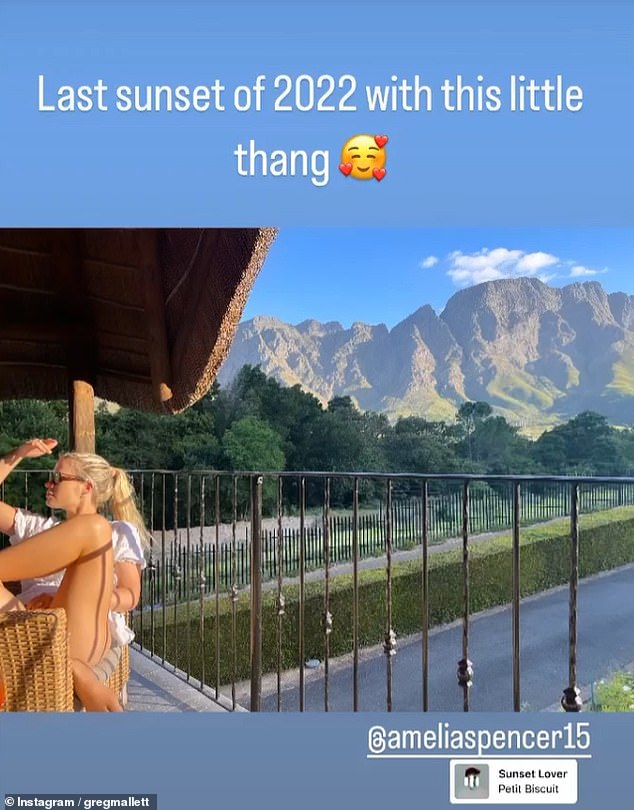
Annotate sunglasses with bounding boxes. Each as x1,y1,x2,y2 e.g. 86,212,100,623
49,471,85,485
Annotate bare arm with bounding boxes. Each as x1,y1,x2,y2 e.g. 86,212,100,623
0,438,58,535
0,502,17,537
0,449,22,534
111,561,141,612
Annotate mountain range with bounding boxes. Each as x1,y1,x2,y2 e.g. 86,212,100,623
217,278,634,430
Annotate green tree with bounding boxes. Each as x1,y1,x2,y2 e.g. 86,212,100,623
359,410,390,472
221,416,285,471
611,427,634,475
96,405,220,470
220,365,326,468
385,416,458,473
0,400,68,454
221,416,286,515
300,397,365,471
456,401,493,464
271,384,325,470
533,411,626,475
467,416,533,474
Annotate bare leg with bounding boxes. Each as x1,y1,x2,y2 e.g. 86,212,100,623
0,516,117,709
0,514,113,666
0,514,112,583
71,659,123,712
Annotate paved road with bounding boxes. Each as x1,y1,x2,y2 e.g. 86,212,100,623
256,564,634,712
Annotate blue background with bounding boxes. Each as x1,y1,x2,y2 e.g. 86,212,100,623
0,0,632,225
1,2,633,807
0,714,630,808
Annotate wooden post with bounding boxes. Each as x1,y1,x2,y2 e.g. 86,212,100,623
50,230,98,453
68,379,95,452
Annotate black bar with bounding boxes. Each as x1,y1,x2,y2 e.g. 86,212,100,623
323,478,332,712
352,477,360,712
276,476,285,712
512,481,521,712
185,475,192,681
299,476,306,712
457,480,473,712
561,482,582,712
421,480,429,711
385,479,395,711
171,475,180,669
198,475,206,691
214,476,221,698
230,476,239,709
249,475,263,711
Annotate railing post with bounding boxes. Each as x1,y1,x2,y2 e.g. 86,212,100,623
275,476,286,711
457,480,473,710
384,478,397,712
421,480,429,712
352,476,360,712
561,481,583,711
227,476,240,708
249,474,263,711
298,476,306,712
512,481,521,712
322,477,333,712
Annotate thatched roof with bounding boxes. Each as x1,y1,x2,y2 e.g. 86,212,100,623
0,228,276,413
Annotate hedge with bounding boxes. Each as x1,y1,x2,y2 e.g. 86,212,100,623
133,507,634,689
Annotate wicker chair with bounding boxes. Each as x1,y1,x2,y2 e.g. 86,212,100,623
0,608,129,712
0,609,73,711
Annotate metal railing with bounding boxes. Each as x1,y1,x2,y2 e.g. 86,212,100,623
4,469,634,713
132,470,634,713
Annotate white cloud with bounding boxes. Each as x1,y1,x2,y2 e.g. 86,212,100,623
446,247,557,287
568,265,605,278
435,247,608,289
516,251,559,273
422,246,610,290
449,265,505,285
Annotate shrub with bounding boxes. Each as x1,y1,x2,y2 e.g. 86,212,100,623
591,671,634,712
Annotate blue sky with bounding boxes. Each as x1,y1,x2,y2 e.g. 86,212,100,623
243,228,634,329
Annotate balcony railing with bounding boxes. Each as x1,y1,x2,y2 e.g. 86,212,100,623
4,470,634,712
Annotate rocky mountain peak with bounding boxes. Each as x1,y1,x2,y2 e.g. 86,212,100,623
218,279,634,428
296,319,344,336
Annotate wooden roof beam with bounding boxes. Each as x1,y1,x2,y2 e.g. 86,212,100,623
0,322,71,343
136,230,173,407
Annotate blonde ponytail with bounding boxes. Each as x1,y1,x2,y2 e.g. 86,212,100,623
60,453,151,549
109,466,151,549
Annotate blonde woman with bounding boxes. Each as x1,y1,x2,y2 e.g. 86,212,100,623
0,439,148,711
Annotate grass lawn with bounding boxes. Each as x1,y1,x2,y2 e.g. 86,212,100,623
591,671,634,711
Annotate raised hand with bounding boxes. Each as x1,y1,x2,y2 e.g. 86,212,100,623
15,438,59,460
